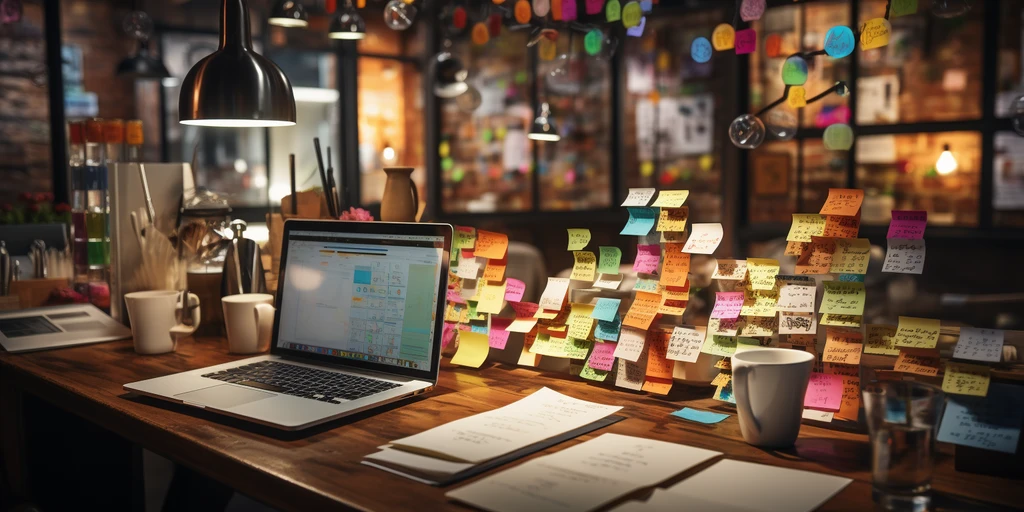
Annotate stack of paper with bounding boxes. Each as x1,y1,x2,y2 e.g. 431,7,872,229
447,433,722,512
362,388,624,485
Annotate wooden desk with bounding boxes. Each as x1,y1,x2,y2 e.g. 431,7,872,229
1,338,1020,511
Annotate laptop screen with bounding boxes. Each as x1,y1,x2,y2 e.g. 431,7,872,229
276,229,445,372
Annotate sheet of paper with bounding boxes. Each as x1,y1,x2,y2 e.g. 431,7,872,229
681,223,723,254
830,238,871,274
613,325,648,362
787,214,827,242
595,314,622,342
474,230,509,259
777,280,815,312
659,245,690,286
531,334,591,359
938,383,1024,454
710,291,744,319
666,325,706,363
616,348,647,391
364,446,476,481
779,311,816,335
504,278,526,302
746,258,780,291
483,255,507,282
567,228,592,250
953,327,1005,363
942,362,991,397
580,365,609,382
450,331,490,368
587,341,617,371
622,187,657,206
671,408,729,424
893,316,941,349
894,350,941,376
835,375,861,422
656,207,689,233
633,244,661,274
446,289,467,305
820,281,866,316
712,259,747,280
623,291,661,330
785,240,809,256
652,190,689,207
539,277,571,310
642,330,675,395
865,324,899,356
701,335,737,357
795,236,836,275
882,238,925,274
822,327,863,365
887,210,927,239
598,246,622,274
804,372,843,411
571,251,597,281
489,318,513,349
819,188,864,216
594,273,624,290
621,207,658,236
477,281,507,314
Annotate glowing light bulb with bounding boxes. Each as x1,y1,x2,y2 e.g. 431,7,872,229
382,145,397,165
935,144,958,175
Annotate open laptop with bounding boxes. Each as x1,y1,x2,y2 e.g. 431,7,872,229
124,220,452,430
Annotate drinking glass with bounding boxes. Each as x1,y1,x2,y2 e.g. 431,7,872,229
862,381,945,512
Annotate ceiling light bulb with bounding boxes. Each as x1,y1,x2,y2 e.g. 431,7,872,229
935,144,958,175
528,102,560,142
269,0,309,28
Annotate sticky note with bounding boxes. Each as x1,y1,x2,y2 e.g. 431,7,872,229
657,206,689,232
734,28,756,55
942,362,991,397
740,286,779,317
538,277,570,310
626,16,646,37
787,86,807,109
823,123,854,150
712,259,747,280
864,325,899,356
711,292,744,319
804,373,843,412
746,258,780,291
882,238,925,274
621,207,658,236
633,244,661,274
633,278,658,292
682,223,724,254
820,188,864,217
621,0,641,27
598,246,622,274
551,0,562,19
622,188,656,207
890,0,917,17
594,273,623,290
894,350,941,377
820,281,866,316
657,296,687,317
823,327,863,365
660,246,690,287
561,0,577,20
953,328,1004,363
586,341,616,372
777,279,815,312
887,210,927,239
441,322,457,348
785,240,809,257
570,251,597,281
823,213,861,239
860,18,891,50
711,23,735,51
838,273,865,283
643,330,675,394
824,25,855,58
584,0,603,14
672,407,729,424
701,335,737,357
591,298,621,322
453,226,476,252
514,0,532,22
787,214,827,242
447,289,467,305
835,375,861,422
781,56,808,86
666,325,706,363
567,303,596,340
474,230,508,259
504,278,526,302
482,255,507,282
567,228,592,250
710,373,731,388
450,330,490,368
615,349,647,391
779,311,816,335
595,314,622,341
477,282,507,314
714,380,736,404
740,315,779,337
765,33,782,58
803,409,834,422
488,318,513,349
613,325,647,362
830,238,871,274
739,0,765,21
691,37,712,63
623,291,661,330
894,316,941,349
707,318,740,336
820,314,861,328
604,0,620,21
579,365,608,382
938,383,1024,454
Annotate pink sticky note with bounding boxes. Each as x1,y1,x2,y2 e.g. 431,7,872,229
442,322,457,348
585,0,603,15
633,244,661,274
710,291,744,319
887,210,927,240
735,28,757,55
562,0,577,20
804,372,843,411
587,341,617,371
504,278,526,302
489,318,513,349
447,289,466,304
511,301,539,318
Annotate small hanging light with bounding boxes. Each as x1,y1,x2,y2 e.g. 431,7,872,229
433,46,469,98
935,144,958,175
527,102,560,142
329,0,366,40
269,0,308,28
117,9,170,80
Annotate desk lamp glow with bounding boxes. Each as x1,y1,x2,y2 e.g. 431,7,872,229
527,103,560,142
179,0,296,127
329,1,366,40
936,144,958,175
269,0,309,28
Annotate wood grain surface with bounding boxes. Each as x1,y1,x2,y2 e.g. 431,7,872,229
1,338,1021,511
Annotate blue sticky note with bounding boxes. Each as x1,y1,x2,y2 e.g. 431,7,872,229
672,407,730,424
591,298,622,322
626,16,646,37
824,25,855,59
691,37,712,64
838,273,865,283
938,383,1024,454
714,381,736,404
639,0,652,11
470,324,488,334
620,207,657,236
594,314,622,341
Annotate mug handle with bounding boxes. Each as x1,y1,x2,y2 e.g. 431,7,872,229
733,365,761,436
254,303,276,352
171,292,201,338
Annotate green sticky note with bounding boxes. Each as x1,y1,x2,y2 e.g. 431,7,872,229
781,56,808,86
453,228,476,252
585,29,603,56
598,246,622,274
605,0,621,21
441,157,454,171
823,123,854,150
514,70,528,84
702,335,738,357
890,0,917,18
580,365,609,382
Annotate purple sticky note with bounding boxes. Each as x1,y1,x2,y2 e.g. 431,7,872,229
735,28,757,55
442,322,457,348
585,0,603,14
887,210,927,240
489,318,513,349
562,0,577,21
710,291,744,319
447,290,466,304
587,341,617,371
804,372,843,411
626,16,646,37
633,244,661,274
504,278,526,302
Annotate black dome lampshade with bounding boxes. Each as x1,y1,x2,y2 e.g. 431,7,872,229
528,102,560,142
179,0,296,127
117,40,171,80
328,2,366,40
433,51,468,98
268,0,308,28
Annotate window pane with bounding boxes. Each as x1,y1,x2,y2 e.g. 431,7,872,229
538,35,612,211
748,141,798,224
993,132,1024,227
801,139,848,212
440,34,533,213
855,131,980,226
997,2,1024,117
750,5,801,123
801,2,852,128
857,0,983,125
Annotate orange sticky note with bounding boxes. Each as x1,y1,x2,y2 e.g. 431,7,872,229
482,254,507,282
823,327,863,365
785,240,810,256
660,244,690,287
795,236,836,275
819,188,864,217
823,212,861,239
836,375,861,421
657,206,689,232
894,350,941,377
623,291,661,330
474,230,509,259
642,329,674,395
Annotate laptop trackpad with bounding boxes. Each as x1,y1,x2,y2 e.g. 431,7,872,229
175,384,275,409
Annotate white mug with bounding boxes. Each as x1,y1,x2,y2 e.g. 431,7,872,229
731,348,815,448
222,293,276,354
125,290,201,354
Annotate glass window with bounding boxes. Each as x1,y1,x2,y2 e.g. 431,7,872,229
750,5,801,122
997,1,1024,117
855,131,980,227
748,141,798,224
857,0,983,125
993,132,1024,227
801,139,848,212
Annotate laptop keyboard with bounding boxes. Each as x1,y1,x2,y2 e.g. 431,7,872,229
202,361,401,404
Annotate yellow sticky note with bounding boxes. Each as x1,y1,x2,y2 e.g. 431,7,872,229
701,335,738,357
567,228,591,250
476,281,507,314
734,337,762,353
942,362,991,397
787,86,807,108
740,287,780,317
819,281,866,316
865,324,899,356
450,331,490,368
820,314,862,328
656,206,689,233
570,251,597,281
712,23,735,50
860,18,891,50
652,190,690,207
830,238,871,274
894,316,941,349
710,372,731,387
739,315,778,337
746,258,780,291
786,214,826,242
568,303,596,340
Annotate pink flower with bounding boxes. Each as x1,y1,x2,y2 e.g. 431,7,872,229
340,207,374,222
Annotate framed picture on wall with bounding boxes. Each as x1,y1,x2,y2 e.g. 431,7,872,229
752,152,791,197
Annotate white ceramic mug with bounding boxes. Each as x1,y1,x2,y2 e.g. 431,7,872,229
731,348,815,448
124,290,201,354
222,293,276,354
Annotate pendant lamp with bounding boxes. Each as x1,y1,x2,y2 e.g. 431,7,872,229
269,0,308,27
117,39,171,79
179,0,296,127
528,102,560,142
329,1,366,40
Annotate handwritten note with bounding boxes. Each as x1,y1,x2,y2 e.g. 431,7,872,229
785,240,809,256
803,409,835,422
823,213,861,239
894,350,941,377
483,255,507,282
865,324,899,356
660,246,690,287
633,244,661,274
712,259,747,280
823,327,863,365
953,327,1005,363
538,277,570,310
586,341,616,372
652,190,689,207
882,238,925,274
819,188,864,217
595,314,622,342
836,375,861,422
787,85,807,108
820,281,866,316
701,335,737,357
804,372,843,412
682,223,724,254
777,277,815,312
598,246,622,274
571,251,597,281
455,255,481,279
567,228,592,250
642,330,675,394
504,278,526,302
860,18,891,50
568,303,596,340
795,236,836,275
593,273,623,290
623,291,661,330
824,25,855,58
711,291,744,319
690,36,712,63
621,187,656,206
821,313,862,328
489,318,513,349
787,214,827,242
474,230,509,259
666,325,706,363
621,207,658,236
708,317,740,336
616,348,648,391
779,311,816,335
477,281,507,314
507,302,540,333
887,210,927,239
656,206,689,232
942,362,991,397
711,23,735,51
613,325,647,362
938,383,1024,454
746,258,780,291
739,0,765,21
734,28,756,55
830,238,871,275
589,299,621,323
450,330,490,368
740,315,779,337
633,278,658,292
740,286,780,317
894,316,941,349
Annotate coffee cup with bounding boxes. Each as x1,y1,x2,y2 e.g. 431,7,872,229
222,293,275,354
731,348,814,447
124,290,201,354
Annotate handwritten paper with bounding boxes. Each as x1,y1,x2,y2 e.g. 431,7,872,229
746,258,780,291
489,318,513,349
860,17,891,50
795,236,836,275
504,278,526,302
590,298,621,323
734,28,756,55
595,314,622,342
890,0,918,18
777,277,815,312
887,210,927,239
612,325,647,362
821,313,862,328
623,291,662,330
822,214,861,239
701,335,737,357
616,348,647,391
894,316,941,349
711,23,735,51
656,207,689,232
652,189,689,207
819,188,864,217
538,277,570,310
711,292,744,319
447,289,467,305
477,282,507,314
567,228,592,250
507,302,540,333
823,328,863,365
450,330,490,368
474,230,508,259
835,376,861,422
587,341,616,371
643,330,675,394
634,278,658,292
803,409,834,422
633,244,661,274
820,281,866,316
455,255,481,279
672,408,729,424
690,36,712,63
830,238,871,274
938,383,1024,454
622,207,658,236
779,311,817,335
712,259,747,280
660,246,690,287
953,327,1005,363
666,325,706,363
804,372,843,412
824,25,856,59
787,214,827,242
621,187,656,206
568,303,596,340
894,350,941,377
482,254,507,282
787,85,807,108
453,226,476,252
942,362,991,397
682,223,723,254
708,317,740,337
594,273,624,290
786,240,810,256
571,251,597,281
865,324,899,356
740,315,779,337
740,286,780,317
882,238,925,274
598,246,622,274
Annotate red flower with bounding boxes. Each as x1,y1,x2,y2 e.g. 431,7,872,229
54,203,72,213
41,192,54,202
27,203,40,213
18,192,33,202
34,192,49,203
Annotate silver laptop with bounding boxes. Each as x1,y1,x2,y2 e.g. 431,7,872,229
125,220,452,430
